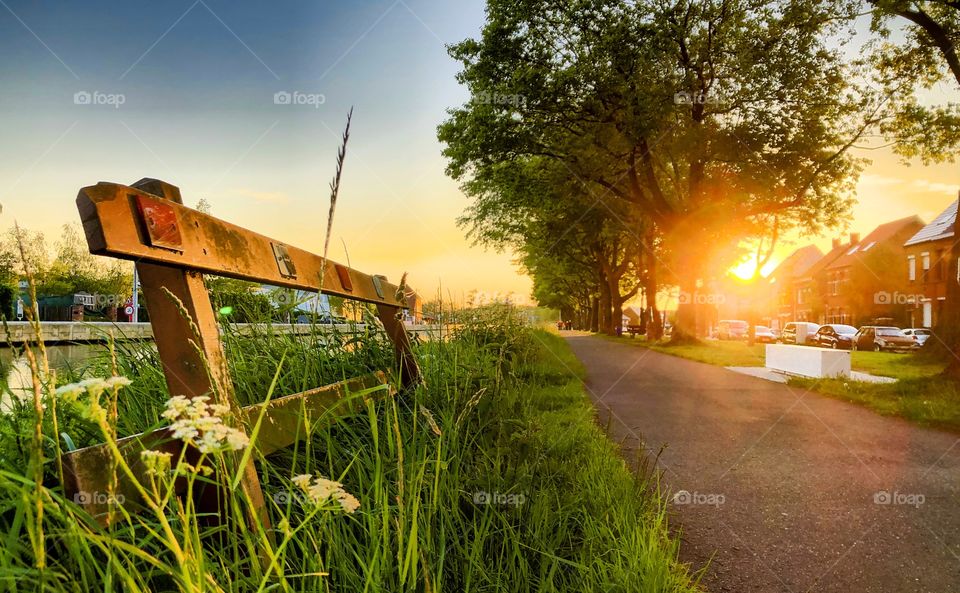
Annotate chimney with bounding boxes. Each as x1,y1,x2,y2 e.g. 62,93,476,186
832,238,840,249
850,232,860,245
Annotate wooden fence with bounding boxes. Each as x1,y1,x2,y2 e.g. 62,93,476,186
63,177,421,537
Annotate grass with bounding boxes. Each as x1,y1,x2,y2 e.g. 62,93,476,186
607,334,960,433
0,305,701,592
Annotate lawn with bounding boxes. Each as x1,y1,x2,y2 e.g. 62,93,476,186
609,335,960,432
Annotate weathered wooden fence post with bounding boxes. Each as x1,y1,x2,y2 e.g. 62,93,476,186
66,177,422,548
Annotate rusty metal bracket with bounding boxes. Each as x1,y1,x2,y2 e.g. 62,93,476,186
135,194,183,251
335,263,353,292
271,242,297,278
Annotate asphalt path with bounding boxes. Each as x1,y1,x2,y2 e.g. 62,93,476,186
563,334,960,593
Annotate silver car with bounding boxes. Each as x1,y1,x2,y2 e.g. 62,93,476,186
902,328,933,347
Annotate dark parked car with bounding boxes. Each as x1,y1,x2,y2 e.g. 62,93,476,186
779,322,820,345
812,324,858,350
852,326,918,352
717,319,749,340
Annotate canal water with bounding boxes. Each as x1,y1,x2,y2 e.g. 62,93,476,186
1,343,103,396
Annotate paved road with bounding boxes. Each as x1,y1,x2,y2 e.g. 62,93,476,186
564,334,960,593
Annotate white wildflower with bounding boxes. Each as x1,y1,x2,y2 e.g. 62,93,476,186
291,474,313,489
140,449,172,475
55,383,85,399
292,473,360,514
79,378,110,397
104,376,133,389
161,395,249,453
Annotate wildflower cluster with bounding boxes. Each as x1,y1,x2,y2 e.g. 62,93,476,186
55,376,133,400
291,474,360,513
140,450,173,475
161,395,250,454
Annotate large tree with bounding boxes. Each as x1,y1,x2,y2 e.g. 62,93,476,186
440,0,869,340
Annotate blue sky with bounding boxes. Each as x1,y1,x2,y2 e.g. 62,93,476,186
1,1,958,300
0,0,528,301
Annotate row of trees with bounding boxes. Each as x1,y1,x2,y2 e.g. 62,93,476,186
439,0,960,341
0,225,133,317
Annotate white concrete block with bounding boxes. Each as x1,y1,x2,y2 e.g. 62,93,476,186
765,344,850,379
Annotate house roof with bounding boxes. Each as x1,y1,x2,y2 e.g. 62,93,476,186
802,241,852,280
765,245,823,285
826,215,924,271
904,198,958,247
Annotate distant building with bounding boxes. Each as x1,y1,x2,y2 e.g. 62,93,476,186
766,245,823,329
403,289,423,324
794,235,857,323
903,195,959,328
820,216,923,325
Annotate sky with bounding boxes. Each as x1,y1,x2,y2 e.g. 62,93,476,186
0,1,957,303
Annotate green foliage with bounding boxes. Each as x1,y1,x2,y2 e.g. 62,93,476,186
868,0,960,163
207,277,275,323
0,281,15,319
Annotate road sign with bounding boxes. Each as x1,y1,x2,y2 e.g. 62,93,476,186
125,306,135,316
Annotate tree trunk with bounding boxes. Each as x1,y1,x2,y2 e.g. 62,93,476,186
644,247,663,340
672,272,699,343
599,280,612,334
590,296,600,333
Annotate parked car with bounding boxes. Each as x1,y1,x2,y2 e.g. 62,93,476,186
779,322,821,345
753,325,777,343
902,328,933,347
812,324,858,350
717,319,749,340
852,326,918,352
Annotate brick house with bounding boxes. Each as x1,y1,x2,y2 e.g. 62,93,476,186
794,236,856,323
903,197,958,328
765,245,822,330
822,216,924,325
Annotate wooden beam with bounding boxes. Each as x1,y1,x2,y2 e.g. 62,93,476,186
376,304,422,388
63,373,392,523
127,178,271,537
76,181,406,307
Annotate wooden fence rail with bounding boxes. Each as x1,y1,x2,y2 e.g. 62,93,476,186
64,177,421,536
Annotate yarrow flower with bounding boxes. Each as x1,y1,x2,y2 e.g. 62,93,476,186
140,449,172,475
291,473,360,513
161,395,249,454
55,375,132,400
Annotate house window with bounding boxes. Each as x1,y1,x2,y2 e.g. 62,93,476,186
908,256,916,281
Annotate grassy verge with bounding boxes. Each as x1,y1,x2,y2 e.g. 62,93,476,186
0,308,700,591
606,335,960,433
